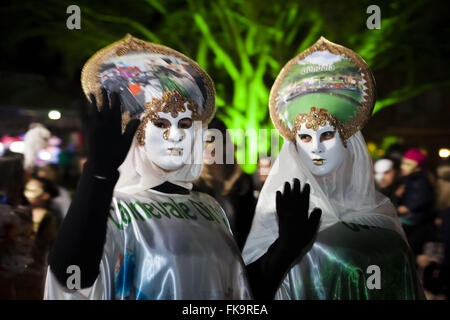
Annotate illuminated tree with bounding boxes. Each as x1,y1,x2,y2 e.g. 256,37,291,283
1,0,448,172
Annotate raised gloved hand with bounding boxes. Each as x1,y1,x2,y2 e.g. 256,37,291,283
246,178,322,299
276,178,322,260
87,88,140,178
48,88,141,288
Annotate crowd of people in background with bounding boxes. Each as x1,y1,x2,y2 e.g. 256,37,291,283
374,147,450,299
0,151,73,298
0,121,449,300
0,155,61,298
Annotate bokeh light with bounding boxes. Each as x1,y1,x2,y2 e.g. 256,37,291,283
439,148,450,158
48,110,61,120
9,141,24,153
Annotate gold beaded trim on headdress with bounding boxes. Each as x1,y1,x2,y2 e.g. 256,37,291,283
135,90,200,146
145,90,200,119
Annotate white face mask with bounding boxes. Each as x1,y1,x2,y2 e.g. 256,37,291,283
374,159,394,183
295,121,347,176
142,110,195,172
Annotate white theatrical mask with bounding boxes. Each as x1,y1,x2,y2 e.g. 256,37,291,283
374,159,394,184
295,121,347,176
142,109,195,172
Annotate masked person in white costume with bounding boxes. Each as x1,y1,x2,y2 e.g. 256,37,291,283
243,37,425,300
45,35,321,300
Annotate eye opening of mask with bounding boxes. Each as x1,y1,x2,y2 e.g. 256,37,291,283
178,118,193,129
152,118,171,129
135,91,202,147
320,131,336,142
297,130,336,143
298,134,312,143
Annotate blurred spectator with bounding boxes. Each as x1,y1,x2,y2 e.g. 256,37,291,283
0,155,35,299
435,163,450,298
0,205,35,299
23,123,50,171
23,176,61,268
1,157,62,299
385,143,407,168
397,148,435,255
0,154,27,207
252,156,273,198
374,158,401,206
193,118,256,251
36,164,71,219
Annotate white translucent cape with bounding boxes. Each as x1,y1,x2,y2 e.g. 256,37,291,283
114,122,204,194
242,131,407,265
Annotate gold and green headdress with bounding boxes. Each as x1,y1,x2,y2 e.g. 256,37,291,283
269,37,376,145
81,34,216,137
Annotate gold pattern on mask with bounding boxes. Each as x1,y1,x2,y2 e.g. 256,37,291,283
136,90,199,146
146,90,200,119
163,129,169,140
293,107,347,147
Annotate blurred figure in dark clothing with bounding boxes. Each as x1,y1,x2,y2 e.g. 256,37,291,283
252,156,273,198
0,155,35,299
23,176,61,267
193,118,256,251
435,163,450,298
1,172,61,299
10,176,62,300
397,149,435,255
415,162,450,300
36,164,72,219
385,143,407,169
374,157,402,206
0,154,27,207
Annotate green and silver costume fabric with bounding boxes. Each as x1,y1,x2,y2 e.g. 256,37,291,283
44,189,251,299
275,222,422,299
243,136,425,300
244,37,424,299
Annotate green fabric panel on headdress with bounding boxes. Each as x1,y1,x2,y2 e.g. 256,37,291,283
276,50,365,129
285,93,358,123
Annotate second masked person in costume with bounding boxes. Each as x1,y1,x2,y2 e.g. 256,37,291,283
44,35,321,300
243,37,425,300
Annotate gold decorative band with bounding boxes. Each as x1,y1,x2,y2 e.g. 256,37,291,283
135,90,200,146
293,107,347,147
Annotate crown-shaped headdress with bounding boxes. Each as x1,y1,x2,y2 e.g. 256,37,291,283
81,34,216,136
269,37,376,145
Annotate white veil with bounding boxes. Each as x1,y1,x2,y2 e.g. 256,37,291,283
114,121,204,194
242,131,406,265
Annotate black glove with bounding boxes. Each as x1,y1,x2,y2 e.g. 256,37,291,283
276,178,322,261
87,88,140,178
48,89,140,289
246,178,321,300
